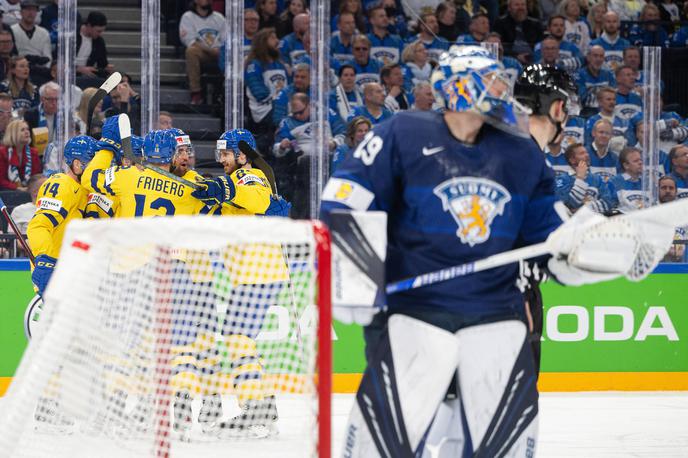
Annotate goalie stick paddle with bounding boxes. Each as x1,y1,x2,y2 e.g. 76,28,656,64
238,140,278,194
117,114,201,191
386,198,688,295
87,72,122,137
0,196,35,264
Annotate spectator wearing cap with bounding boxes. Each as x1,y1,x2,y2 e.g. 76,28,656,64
0,28,14,81
590,11,630,72
493,0,543,64
332,115,371,172
436,2,467,43
366,6,404,65
0,118,41,191
179,0,226,105
347,35,383,91
11,1,51,74
347,82,393,125
75,11,114,88
381,63,412,113
410,12,448,64
0,0,21,26
533,15,583,71
559,0,591,54
0,55,38,114
668,144,688,199
330,64,362,121
456,12,490,45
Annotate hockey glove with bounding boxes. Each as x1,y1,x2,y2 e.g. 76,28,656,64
264,195,291,217
32,254,57,296
97,115,124,162
659,126,688,142
191,176,235,206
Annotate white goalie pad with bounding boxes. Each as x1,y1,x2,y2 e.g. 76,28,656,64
329,210,387,325
456,320,538,457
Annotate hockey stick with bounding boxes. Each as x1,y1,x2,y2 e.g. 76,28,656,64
386,199,688,295
117,114,201,191
87,72,122,137
238,140,277,195
0,196,35,264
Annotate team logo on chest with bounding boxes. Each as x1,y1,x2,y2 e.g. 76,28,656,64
434,177,511,246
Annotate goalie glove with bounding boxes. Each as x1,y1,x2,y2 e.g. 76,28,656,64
546,207,674,286
191,176,235,206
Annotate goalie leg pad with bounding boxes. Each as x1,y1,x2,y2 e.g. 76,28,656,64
455,320,538,458
342,315,461,457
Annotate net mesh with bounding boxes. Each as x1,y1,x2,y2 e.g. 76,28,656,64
0,217,328,458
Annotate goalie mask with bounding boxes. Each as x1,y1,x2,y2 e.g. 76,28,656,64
215,128,256,163
431,45,530,137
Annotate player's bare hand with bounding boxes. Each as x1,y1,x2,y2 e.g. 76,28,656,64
575,160,588,179
279,139,291,150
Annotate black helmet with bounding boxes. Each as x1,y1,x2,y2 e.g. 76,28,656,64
514,64,579,117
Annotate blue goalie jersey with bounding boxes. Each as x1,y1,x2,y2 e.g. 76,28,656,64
320,111,563,319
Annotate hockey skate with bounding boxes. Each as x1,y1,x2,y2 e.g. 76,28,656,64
198,393,223,434
34,397,75,435
216,396,278,439
173,391,193,442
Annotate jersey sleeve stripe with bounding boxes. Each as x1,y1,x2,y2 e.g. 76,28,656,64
58,207,68,219
91,170,104,194
42,212,60,227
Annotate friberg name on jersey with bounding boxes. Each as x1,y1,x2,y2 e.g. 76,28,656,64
136,175,185,197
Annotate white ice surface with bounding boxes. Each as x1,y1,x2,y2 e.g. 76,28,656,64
1,392,687,457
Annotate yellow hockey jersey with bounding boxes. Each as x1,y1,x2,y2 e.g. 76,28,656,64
27,173,89,259
82,149,205,217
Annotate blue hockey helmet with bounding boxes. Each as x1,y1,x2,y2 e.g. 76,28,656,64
143,129,175,164
63,135,97,167
169,128,194,156
215,128,256,162
430,45,530,136
131,134,144,158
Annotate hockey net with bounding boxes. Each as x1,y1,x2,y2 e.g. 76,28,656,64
0,216,331,458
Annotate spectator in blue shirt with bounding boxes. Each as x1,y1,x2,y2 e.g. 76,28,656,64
330,12,358,67
332,0,367,34
613,65,642,122
456,12,490,45
608,146,644,213
330,64,363,121
556,142,614,214
590,11,630,71
347,35,383,91
401,40,433,90
533,15,583,71
575,45,616,110
587,118,620,181
278,12,308,70
366,5,404,64
347,82,393,125
381,63,412,112
668,144,688,198
272,62,309,126
628,4,670,47
332,115,371,172
411,11,449,64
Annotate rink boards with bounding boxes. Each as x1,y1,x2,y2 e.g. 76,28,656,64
1,259,687,394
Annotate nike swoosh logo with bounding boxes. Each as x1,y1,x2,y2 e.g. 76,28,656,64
422,146,444,156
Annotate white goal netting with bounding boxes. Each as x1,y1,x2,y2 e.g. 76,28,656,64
0,216,331,458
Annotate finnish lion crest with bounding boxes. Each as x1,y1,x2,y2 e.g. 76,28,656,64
434,177,511,246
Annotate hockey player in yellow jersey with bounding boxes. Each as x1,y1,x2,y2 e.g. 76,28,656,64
27,135,97,295
170,129,292,439
81,117,206,218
